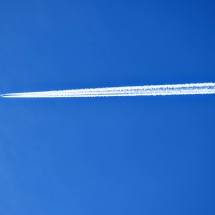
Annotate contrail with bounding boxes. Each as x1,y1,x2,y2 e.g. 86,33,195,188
1,83,215,98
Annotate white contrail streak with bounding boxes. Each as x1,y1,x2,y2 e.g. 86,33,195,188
1,83,215,98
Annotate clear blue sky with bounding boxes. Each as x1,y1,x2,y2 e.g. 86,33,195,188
0,0,215,214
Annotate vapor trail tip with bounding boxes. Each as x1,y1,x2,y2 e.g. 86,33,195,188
0,94,7,98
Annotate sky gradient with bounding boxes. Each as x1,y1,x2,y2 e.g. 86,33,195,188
0,0,215,214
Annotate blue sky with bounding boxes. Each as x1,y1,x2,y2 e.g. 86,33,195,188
0,0,215,214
